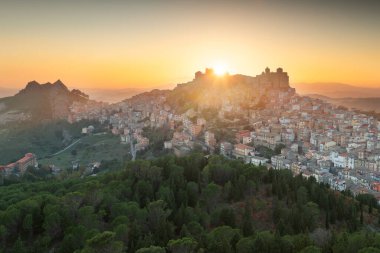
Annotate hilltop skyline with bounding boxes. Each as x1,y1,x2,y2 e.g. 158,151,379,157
1,0,380,89
4,69,380,104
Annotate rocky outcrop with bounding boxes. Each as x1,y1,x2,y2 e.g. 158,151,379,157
0,80,90,123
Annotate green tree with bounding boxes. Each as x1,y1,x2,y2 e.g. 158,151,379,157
304,202,320,231
22,214,33,242
147,200,173,244
219,207,236,227
242,201,253,236
135,246,166,253
114,224,129,244
186,182,199,207
135,180,154,206
299,246,322,253
43,212,62,239
60,225,87,253
11,237,26,253
358,247,380,253
236,237,255,253
207,226,241,253
297,186,308,207
168,237,197,253
0,225,8,248
81,231,124,253
201,183,221,212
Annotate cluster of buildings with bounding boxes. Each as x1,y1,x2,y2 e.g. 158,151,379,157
224,92,380,198
101,91,171,151
68,100,108,123
65,67,380,201
164,111,207,156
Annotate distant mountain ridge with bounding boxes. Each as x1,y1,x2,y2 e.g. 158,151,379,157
18,79,72,95
82,87,150,103
306,94,380,113
292,82,380,98
2,78,379,125
0,80,89,125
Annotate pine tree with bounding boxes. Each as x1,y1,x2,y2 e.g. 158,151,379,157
360,204,364,225
325,211,330,230
242,201,253,236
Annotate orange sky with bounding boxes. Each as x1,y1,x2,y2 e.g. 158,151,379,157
1,0,379,89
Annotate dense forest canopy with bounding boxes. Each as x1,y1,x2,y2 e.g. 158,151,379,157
0,153,379,253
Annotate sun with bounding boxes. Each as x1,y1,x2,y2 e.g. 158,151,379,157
213,63,228,76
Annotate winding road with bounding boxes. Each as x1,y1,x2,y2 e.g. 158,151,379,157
51,138,81,156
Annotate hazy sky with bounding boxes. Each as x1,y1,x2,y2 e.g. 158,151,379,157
1,0,379,89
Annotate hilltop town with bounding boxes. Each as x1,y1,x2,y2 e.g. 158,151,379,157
2,68,380,202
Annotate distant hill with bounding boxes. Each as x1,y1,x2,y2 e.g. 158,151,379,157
0,86,17,98
127,89,171,102
307,94,380,113
167,67,293,113
82,87,150,103
292,82,380,98
0,80,89,125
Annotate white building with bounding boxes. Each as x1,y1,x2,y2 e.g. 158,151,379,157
330,151,348,168
250,156,269,166
164,141,173,149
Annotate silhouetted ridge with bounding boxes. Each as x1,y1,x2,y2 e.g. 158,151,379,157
24,80,41,90
0,80,90,122
53,79,68,90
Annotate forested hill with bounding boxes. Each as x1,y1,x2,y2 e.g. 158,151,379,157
1,154,380,253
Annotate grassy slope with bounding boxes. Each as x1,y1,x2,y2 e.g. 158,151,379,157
0,120,99,165
38,133,130,169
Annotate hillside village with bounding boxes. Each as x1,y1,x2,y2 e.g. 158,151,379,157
2,68,380,202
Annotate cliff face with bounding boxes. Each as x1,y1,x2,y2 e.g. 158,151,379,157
0,80,89,124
